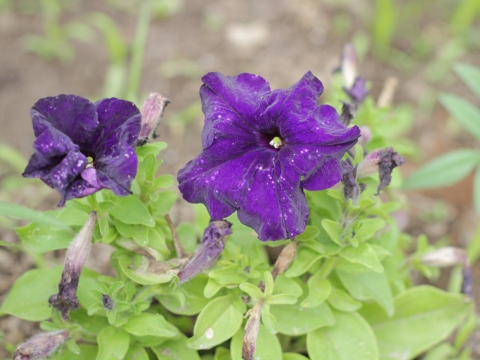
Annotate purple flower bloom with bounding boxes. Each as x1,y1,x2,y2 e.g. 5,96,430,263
23,95,141,206
178,72,361,241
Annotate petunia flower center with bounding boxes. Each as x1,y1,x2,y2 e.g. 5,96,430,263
86,156,94,168
269,136,285,150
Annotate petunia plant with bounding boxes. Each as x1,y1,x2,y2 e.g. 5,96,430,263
0,47,476,360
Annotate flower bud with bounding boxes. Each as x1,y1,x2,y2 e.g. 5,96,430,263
341,44,358,89
138,92,170,145
14,330,69,360
421,247,467,267
49,211,97,320
177,220,232,283
358,126,372,148
242,300,263,360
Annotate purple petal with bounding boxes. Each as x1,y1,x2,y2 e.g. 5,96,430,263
302,157,343,191
95,144,137,196
179,148,308,241
200,72,271,148
31,95,98,149
92,98,141,152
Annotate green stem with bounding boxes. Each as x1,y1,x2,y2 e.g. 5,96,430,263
126,0,151,102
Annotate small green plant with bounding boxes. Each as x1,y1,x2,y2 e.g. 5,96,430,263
403,63,480,212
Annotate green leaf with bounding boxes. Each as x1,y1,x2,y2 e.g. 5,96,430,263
327,288,362,312
0,202,70,229
115,252,178,285
261,303,279,334
152,334,200,360
154,174,174,188
187,295,243,350
283,354,310,360
307,311,379,360
0,266,62,321
135,142,168,158
240,282,264,301
301,275,332,309
337,269,394,316
285,247,324,277
454,63,480,99
231,325,282,360
295,225,320,241
363,286,472,360
16,221,73,253
122,313,179,338
403,149,480,189
96,326,130,360
110,195,155,226
321,219,343,246
152,190,179,217
353,218,386,243
159,275,210,315
50,345,98,360
270,284,335,336
339,244,384,273
439,93,480,141
125,345,149,360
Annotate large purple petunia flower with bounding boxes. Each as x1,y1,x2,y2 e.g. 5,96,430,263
178,71,361,241
23,95,141,206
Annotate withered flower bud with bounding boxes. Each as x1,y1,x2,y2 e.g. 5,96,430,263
177,220,232,283
102,294,115,311
49,211,97,320
421,247,467,267
137,92,170,145
462,260,473,298
357,147,406,194
341,159,361,204
14,330,69,360
271,241,297,279
242,300,263,360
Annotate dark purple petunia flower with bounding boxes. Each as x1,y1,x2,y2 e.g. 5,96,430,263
178,72,361,241
23,95,141,206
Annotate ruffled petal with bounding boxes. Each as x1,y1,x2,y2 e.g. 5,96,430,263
92,98,141,153
95,143,137,196
178,147,308,241
200,72,271,148
302,157,343,191
31,95,98,149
